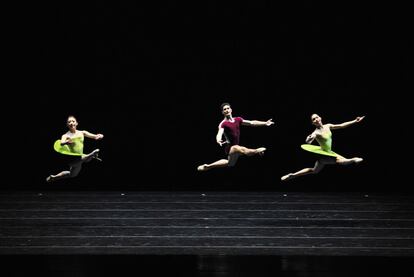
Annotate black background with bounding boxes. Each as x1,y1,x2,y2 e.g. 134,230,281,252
3,1,410,192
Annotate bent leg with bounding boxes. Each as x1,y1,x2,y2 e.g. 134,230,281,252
231,145,266,157
226,145,266,167
82,149,101,163
227,152,240,167
336,155,363,165
69,163,82,177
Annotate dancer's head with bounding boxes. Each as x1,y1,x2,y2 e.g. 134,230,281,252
66,115,78,131
220,103,232,117
311,113,322,127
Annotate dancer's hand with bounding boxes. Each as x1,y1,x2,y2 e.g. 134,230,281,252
217,140,228,146
265,119,275,126
64,137,73,145
356,116,365,122
306,133,316,144
96,134,104,140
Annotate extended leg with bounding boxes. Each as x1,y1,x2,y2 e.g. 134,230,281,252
197,159,229,171
46,170,71,182
281,160,325,181
46,161,83,182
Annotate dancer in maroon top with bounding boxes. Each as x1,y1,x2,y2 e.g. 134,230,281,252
197,103,274,171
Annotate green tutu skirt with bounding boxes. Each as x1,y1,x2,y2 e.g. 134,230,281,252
54,140,83,156
301,144,339,157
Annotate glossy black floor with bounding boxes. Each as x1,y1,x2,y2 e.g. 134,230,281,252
3,255,414,277
1,191,414,276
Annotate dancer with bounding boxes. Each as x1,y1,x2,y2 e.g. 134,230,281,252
281,114,364,181
46,115,104,182
197,103,274,171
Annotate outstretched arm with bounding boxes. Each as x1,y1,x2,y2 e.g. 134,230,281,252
82,130,104,140
242,118,274,127
328,116,365,130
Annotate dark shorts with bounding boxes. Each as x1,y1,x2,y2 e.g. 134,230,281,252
315,155,337,164
57,154,82,167
224,144,237,157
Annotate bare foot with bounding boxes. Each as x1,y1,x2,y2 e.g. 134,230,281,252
281,173,293,181
197,164,208,171
46,175,54,183
91,149,102,161
354,157,363,163
256,147,266,156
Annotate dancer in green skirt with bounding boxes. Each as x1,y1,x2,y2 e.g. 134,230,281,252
281,114,364,181
46,115,104,182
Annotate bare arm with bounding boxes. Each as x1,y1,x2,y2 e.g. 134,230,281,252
305,131,317,144
242,118,274,127
328,116,365,130
216,127,226,146
82,130,104,140
60,134,72,145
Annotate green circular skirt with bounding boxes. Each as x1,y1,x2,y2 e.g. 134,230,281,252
53,140,83,156
301,144,339,157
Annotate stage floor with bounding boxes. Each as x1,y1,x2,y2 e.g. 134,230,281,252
1,191,414,256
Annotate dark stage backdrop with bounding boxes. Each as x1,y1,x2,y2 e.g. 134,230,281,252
3,1,409,191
